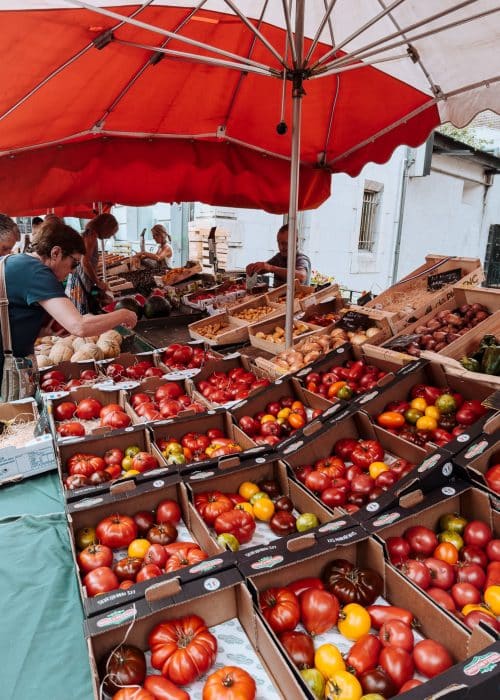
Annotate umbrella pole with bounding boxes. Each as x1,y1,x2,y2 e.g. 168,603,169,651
285,0,305,349
97,203,107,284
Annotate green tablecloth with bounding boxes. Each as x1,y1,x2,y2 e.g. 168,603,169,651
0,477,93,700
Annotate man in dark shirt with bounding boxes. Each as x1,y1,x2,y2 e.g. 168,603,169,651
246,224,311,285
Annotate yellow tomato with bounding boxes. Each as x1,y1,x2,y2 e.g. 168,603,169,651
128,538,150,559
425,405,441,420
462,604,496,618
314,643,345,679
411,397,428,412
260,414,277,424
249,491,270,505
235,501,254,517
338,604,371,641
484,586,500,616
121,456,134,470
324,671,362,700
120,469,139,478
252,497,275,521
238,481,260,500
416,415,438,431
368,461,389,479
277,407,291,420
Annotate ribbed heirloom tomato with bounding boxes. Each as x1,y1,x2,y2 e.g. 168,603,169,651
260,587,300,634
202,666,256,700
194,491,233,525
214,510,256,544
96,514,138,548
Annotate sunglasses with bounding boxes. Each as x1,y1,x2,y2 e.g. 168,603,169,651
68,254,81,270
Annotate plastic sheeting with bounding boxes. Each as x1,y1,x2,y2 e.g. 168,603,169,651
0,473,63,520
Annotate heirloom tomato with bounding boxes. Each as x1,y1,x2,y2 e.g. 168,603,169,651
102,644,147,695
413,639,453,678
279,631,315,670
96,514,138,548
322,559,383,606
144,675,189,700
214,510,256,544
194,491,233,525
300,588,340,635
202,666,256,700
338,604,371,641
346,634,381,675
324,670,362,700
260,587,300,634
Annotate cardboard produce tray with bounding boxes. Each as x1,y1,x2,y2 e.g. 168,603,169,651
239,527,496,699
188,310,249,346
123,375,206,425
66,474,235,616
453,418,500,502
85,569,302,700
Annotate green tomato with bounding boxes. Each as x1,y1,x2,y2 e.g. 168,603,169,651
337,386,353,401
121,456,134,470
438,529,464,550
296,512,319,532
125,445,141,458
300,668,325,699
439,512,468,535
216,533,240,552
404,408,423,425
75,527,97,550
166,442,183,455
435,393,457,415
167,452,186,465
361,695,386,700
249,491,270,505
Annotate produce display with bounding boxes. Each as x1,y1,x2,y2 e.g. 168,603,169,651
40,367,99,392
161,343,218,371
191,319,232,340
389,303,491,356
55,397,132,439
260,562,454,697
385,514,500,632
460,334,500,375
63,443,160,490
303,358,389,401
35,329,124,367
195,368,270,403
194,478,321,550
253,320,312,344
305,311,342,327
237,398,321,447
129,382,206,421
157,430,243,466
103,357,163,381
75,499,209,597
271,329,349,373
293,437,415,512
231,303,279,322
376,384,488,448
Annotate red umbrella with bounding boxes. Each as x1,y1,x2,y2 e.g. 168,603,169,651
1,1,499,342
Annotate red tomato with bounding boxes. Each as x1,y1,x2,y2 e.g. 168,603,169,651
132,452,159,473
104,447,125,466
456,563,486,589
149,615,217,685
260,587,300,634
400,679,423,692
278,631,315,670
143,675,189,700
101,410,132,429
113,690,155,700
367,605,414,630
346,633,382,675
463,520,493,548
132,510,155,535
202,666,256,700
386,537,411,565
464,611,500,633
75,397,102,420
136,563,163,582
69,455,105,477
104,644,147,696
156,499,182,525
299,588,340,635
460,544,489,568
451,582,481,608
485,464,500,494
164,545,207,573
427,587,456,612
379,647,414,690
379,620,414,652
400,559,431,590
486,539,500,562
413,639,453,678
350,440,384,469
77,544,113,573
287,577,324,598
143,543,167,569
377,412,406,429
333,438,359,460
83,566,119,596
58,421,85,438
486,561,500,588
424,558,456,589
113,557,143,582
194,491,234,525
404,526,438,557
305,470,332,493
214,509,256,545
96,514,138,548
54,401,77,421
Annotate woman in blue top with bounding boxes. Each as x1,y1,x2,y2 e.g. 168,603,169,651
0,219,138,385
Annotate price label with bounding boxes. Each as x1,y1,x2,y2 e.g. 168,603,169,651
427,268,462,291
338,310,372,331
384,334,421,350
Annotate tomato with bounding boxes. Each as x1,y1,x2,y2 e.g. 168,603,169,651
104,447,125,466
305,470,332,493
399,679,423,692
439,512,467,534
404,526,438,557
133,510,155,536
486,561,500,588
427,587,456,612
214,510,256,544
456,563,486,589
96,514,138,548
484,585,500,615
461,544,489,568
58,421,85,437
113,557,143,582
128,539,151,559
65,474,89,489
379,647,414,690
315,643,345,678
451,582,481,608
357,668,396,698
463,520,492,548
112,690,155,700
464,611,500,633
424,557,456,589
252,497,275,522
368,461,389,480
379,619,414,652
165,546,207,572
78,544,113,573
279,631,315,670
338,603,371,641
260,587,300,634
69,455,105,477
350,440,384,470
287,577,324,598
346,634,381,675
147,522,178,546
386,537,411,565
54,401,77,421
486,539,500,562
101,410,132,429
194,491,233,525
155,499,181,525
202,665,256,700
413,639,453,678
84,566,119,596
75,526,97,550
377,412,406,429
324,670,362,700
149,614,217,685
366,605,414,630
334,438,359,460
143,543,167,569
400,559,431,590
485,465,500,494
322,559,383,606
144,674,189,700
438,530,464,551
300,588,340,635
375,470,398,491
301,668,326,698
433,541,459,565
269,511,296,536
295,512,319,532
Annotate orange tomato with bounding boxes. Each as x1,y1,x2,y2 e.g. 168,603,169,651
238,481,260,500
410,397,428,412
260,414,277,424
289,411,306,429
376,411,405,429
291,400,304,412
416,415,438,431
462,604,496,618
277,407,291,420
484,585,500,615
182,446,193,461
128,538,151,559
327,381,347,399
252,497,275,521
368,461,389,479
433,542,459,565
425,406,440,420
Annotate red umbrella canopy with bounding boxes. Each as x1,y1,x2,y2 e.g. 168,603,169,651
0,1,499,215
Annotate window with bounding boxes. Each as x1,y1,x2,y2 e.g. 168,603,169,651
15,216,32,235
358,185,381,252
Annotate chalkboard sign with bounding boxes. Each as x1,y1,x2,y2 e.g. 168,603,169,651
384,334,422,350
427,267,462,291
339,310,372,331
357,291,373,306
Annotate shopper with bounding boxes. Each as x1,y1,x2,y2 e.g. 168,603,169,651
0,214,20,256
136,224,173,268
0,219,137,396
66,213,118,313
245,224,311,285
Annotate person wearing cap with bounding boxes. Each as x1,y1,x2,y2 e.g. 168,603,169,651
246,223,311,285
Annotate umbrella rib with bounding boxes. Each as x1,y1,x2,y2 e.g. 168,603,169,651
304,0,338,66
222,0,286,67
281,0,297,67
311,52,411,78
319,0,488,72
0,1,154,124
328,73,500,167
63,0,275,72
310,0,409,71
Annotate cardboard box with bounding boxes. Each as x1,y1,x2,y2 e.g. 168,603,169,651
151,410,265,475
453,418,500,503
365,480,499,634
85,569,302,700
96,350,159,380
38,358,97,388
183,454,337,558
298,296,346,330
57,424,170,503
365,254,484,332
66,474,235,616
336,307,393,348
123,376,206,425
301,282,342,309
0,398,57,485
155,340,224,377
239,528,496,698
280,410,429,523
188,310,249,346
248,314,322,355
267,281,316,312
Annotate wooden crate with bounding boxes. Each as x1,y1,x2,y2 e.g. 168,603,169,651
267,282,316,312
228,295,283,326
188,311,249,346
248,314,322,355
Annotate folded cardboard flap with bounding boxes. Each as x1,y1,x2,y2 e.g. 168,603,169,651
286,533,316,552
109,479,137,495
377,372,395,387
145,577,182,603
398,488,424,509
303,419,323,437
218,455,241,471
429,684,469,699
484,412,500,435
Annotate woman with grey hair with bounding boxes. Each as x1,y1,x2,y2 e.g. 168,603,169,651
0,214,20,256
